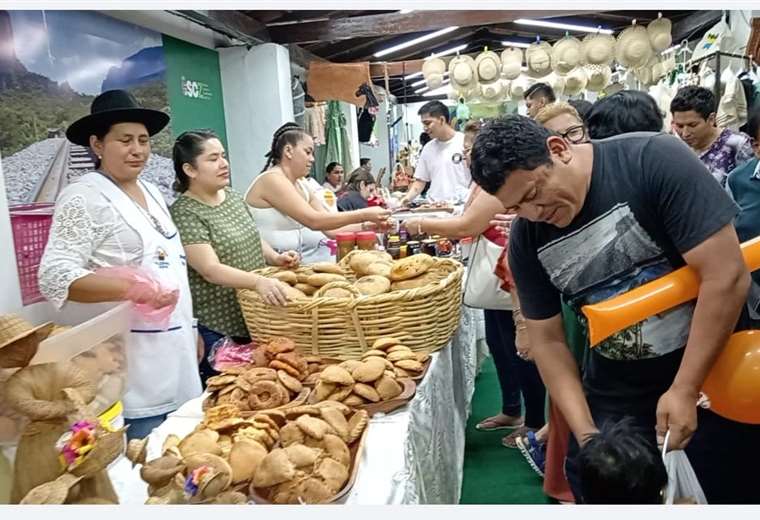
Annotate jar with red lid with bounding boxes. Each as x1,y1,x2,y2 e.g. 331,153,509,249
336,232,356,261
356,231,378,251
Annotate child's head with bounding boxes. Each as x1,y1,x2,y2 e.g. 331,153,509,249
577,417,667,504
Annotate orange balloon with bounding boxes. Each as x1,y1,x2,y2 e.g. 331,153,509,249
582,236,760,347
702,331,760,424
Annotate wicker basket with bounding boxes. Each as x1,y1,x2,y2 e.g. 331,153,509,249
237,253,463,359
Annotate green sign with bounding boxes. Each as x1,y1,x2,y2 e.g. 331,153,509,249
162,35,228,150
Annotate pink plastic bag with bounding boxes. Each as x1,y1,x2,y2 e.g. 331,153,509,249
209,337,254,371
96,266,179,328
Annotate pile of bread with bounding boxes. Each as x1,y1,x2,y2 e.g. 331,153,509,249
131,400,369,504
308,337,423,406
203,338,309,412
264,252,445,301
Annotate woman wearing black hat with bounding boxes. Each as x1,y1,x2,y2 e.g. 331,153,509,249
38,90,202,439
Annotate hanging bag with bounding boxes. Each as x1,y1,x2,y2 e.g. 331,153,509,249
661,430,708,505
463,234,513,310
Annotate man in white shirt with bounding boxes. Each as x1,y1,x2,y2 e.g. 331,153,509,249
400,101,472,204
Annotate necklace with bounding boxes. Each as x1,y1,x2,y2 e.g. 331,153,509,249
97,171,176,239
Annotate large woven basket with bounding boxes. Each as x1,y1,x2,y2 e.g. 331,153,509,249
238,254,463,359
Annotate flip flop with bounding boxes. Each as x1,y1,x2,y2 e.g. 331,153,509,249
475,415,525,431
501,426,532,448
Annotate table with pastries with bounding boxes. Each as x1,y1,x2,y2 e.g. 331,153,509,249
110,306,488,505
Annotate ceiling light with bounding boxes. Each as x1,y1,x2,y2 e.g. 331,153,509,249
430,44,468,59
374,26,459,58
661,44,681,55
415,78,450,95
514,18,613,35
399,10,413,14
411,71,448,88
403,71,424,80
502,40,531,49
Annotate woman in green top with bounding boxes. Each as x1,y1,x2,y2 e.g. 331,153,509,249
170,129,299,384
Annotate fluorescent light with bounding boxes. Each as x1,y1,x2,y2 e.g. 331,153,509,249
404,71,424,80
661,44,681,55
411,71,448,88
502,40,531,49
374,26,459,58
415,78,450,94
514,18,613,35
399,9,413,14
430,44,468,58
423,84,451,97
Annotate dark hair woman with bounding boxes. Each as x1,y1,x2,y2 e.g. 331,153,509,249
337,168,377,211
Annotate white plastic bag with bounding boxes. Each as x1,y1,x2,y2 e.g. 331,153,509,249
463,235,513,310
692,15,735,61
661,431,708,504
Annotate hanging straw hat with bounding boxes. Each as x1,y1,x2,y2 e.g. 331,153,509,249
509,74,534,99
585,64,612,92
501,47,524,80
422,57,446,90
448,54,478,91
564,67,588,96
525,41,553,78
546,73,566,97
633,56,658,86
552,35,583,76
475,50,502,84
20,474,82,505
615,23,654,69
582,32,615,65
0,314,54,369
647,13,673,52
66,90,169,147
480,80,505,101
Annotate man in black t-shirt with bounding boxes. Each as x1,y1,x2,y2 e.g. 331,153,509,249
470,115,755,503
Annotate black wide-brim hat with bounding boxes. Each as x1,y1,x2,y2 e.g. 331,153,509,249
66,89,170,147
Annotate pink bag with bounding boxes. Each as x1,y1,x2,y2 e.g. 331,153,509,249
96,266,178,328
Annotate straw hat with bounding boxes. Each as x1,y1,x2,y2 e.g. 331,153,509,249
422,57,446,90
525,41,553,78
448,55,478,91
546,73,566,97
552,36,583,76
647,14,673,52
615,24,654,69
20,474,82,505
633,56,658,86
501,47,524,80
582,33,615,65
585,64,612,92
0,314,54,368
475,50,502,84
480,80,505,101
509,75,533,99
564,67,588,96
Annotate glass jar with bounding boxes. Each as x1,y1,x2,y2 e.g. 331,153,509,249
407,240,421,256
387,237,401,260
436,238,453,257
335,232,356,261
356,231,378,250
421,238,438,256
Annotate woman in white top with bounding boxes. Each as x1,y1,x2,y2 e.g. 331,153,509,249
246,123,390,263
38,90,202,440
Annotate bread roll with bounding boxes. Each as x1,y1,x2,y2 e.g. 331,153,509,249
354,275,391,296
389,254,434,281
271,271,298,285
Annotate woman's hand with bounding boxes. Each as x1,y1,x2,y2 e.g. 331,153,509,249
253,277,290,306
274,250,300,269
362,206,392,226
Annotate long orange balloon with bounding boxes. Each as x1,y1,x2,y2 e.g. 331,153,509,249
582,236,760,347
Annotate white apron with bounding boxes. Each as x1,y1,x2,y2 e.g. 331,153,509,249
87,173,202,419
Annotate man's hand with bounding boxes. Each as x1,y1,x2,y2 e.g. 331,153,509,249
656,385,699,451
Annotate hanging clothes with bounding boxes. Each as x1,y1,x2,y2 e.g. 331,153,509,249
717,67,749,131
304,104,326,146
292,77,306,128
324,100,352,172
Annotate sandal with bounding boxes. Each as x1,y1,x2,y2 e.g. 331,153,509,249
501,426,532,448
475,414,525,432
516,430,546,478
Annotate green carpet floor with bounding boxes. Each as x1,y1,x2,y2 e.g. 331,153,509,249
460,357,553,504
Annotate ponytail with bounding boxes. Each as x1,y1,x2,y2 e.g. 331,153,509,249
262,122,309,172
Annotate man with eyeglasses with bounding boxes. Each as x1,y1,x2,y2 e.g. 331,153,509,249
470,114,755,503
399,100,472,205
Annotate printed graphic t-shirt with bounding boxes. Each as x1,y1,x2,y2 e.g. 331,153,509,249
509,132,738,412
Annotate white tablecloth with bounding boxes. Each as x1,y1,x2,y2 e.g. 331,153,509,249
111,307,487,505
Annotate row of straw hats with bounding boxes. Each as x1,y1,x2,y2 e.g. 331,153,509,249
420,14,672,96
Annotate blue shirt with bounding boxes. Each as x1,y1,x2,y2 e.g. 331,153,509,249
726,157,760,243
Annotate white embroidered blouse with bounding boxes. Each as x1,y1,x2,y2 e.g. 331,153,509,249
38,177,165,309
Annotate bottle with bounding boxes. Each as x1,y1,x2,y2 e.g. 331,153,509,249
335,232,357,261
356,231,378,251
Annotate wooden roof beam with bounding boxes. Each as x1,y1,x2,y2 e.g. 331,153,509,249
269,10,596,44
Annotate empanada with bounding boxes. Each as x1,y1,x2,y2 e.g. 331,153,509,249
252,449,296,488
352,383,380,403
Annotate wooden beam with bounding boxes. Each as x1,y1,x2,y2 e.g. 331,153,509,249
269,10,595,44
173,10,271,43
672,10,721,44
287,44,327,70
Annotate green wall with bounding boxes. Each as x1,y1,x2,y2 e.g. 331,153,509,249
162,35,228,150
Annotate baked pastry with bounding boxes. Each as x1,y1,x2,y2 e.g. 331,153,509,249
374,374,403,400
351,358,385,383
271,271,297,285
347,410,369,444
354,275,391,296
365,262,392,278
322,434,350,467
294,283,317,296
389,254,434,281
352,383,380,403
390,270,441,291
266,337,296,354
319,365,354,386
306,273,346,287
277,370,303,394
372,337,402,351
248,380,288,410
310,262,345,275
252,449,296,488
326,385,353,402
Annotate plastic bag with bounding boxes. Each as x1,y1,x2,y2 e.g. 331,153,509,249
209,337,254,371
662,431,708,504
96,266,178,328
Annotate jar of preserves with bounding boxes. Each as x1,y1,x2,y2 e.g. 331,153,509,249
386,237,401,260
406,240,421,256
356,231,378,250
335,232,356,261
421,238,438,256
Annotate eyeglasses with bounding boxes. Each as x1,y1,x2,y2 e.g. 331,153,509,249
557,124,588,144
